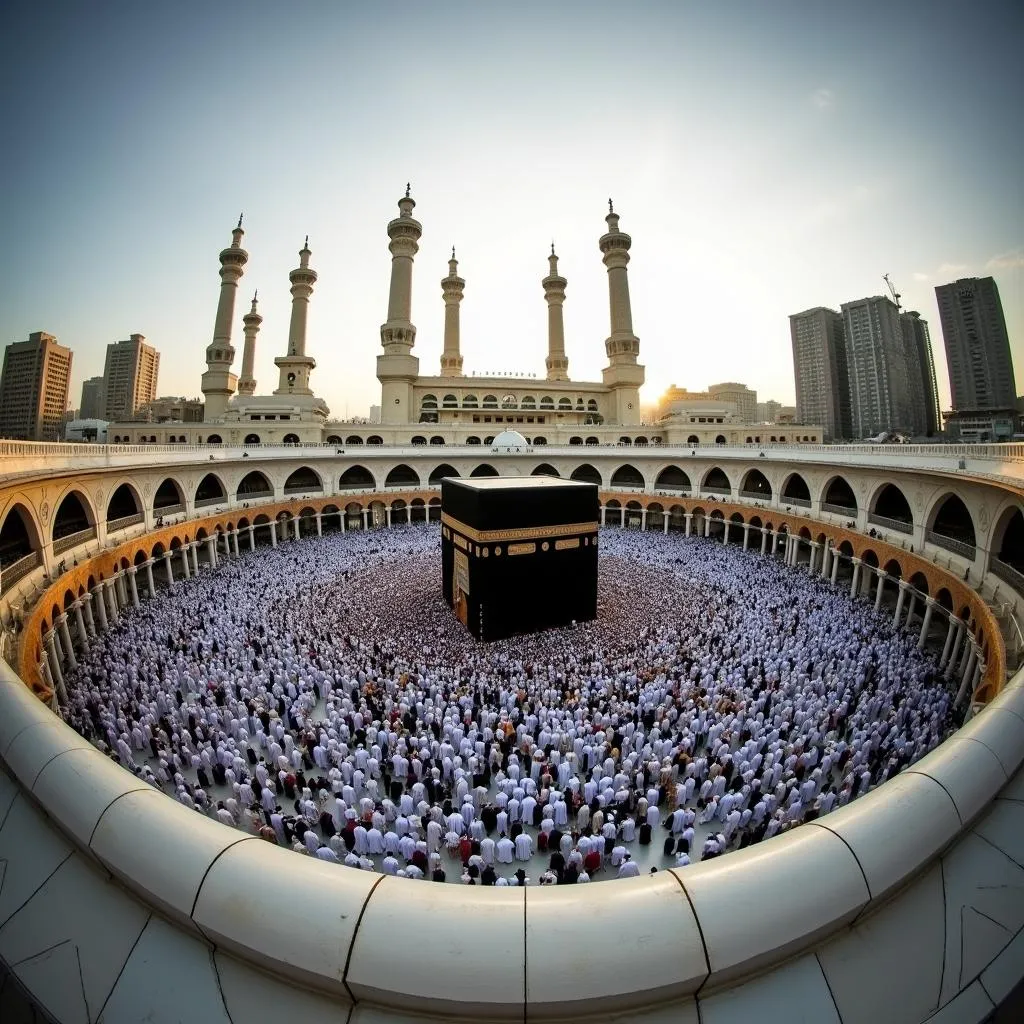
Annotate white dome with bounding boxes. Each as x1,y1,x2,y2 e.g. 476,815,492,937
491,429,530,450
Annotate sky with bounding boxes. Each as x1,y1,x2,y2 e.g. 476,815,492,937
1,0,1021,420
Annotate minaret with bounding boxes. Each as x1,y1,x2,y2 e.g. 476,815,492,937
440,247,464,377
273,237,317,395
200,216,247,420
599,200,644,425
543,243,569,381
237,291,261,396
376,185,422,423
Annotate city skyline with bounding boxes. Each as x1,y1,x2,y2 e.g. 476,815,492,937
0,1,1020,420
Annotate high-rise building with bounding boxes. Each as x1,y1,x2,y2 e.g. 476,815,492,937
79,375,106,420
756,400,782,424
0,332,73,441
935,277,1015,411
708,382,757,423
840,295,912,438
900,311,941,437
789,307,851,441
134,396,205,422
102,334,160,421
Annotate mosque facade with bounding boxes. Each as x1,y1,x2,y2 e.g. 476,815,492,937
107,192,822,447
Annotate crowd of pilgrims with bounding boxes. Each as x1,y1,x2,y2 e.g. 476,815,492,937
62,523,957,885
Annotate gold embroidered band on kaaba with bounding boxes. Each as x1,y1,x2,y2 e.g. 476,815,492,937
441,512,598,544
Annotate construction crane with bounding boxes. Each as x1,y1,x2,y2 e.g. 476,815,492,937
883,273,902,312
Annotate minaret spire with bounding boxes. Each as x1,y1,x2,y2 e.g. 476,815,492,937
599,203,644,425
237,291,262,396
201,218,248,421
543,243,569,381
273,237,318,395
440,246,465,377
376,186,423,422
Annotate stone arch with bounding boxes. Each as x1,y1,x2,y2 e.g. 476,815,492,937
52,489,96,541
571,464,602,486
283,466,324,494
909,571,930,596
234,471,271,500
206,434,223,445
153,477,186,511
391,498,409,524
466,436,481,445
701,466,732,494
244,433,261,445
570,436,584,446
668,504,685,530
345,435,364,445
534,437,548,446
617,436,632,446
821,475,858,513
532,464,560,477
687,435,700,445
429,464,460,485
326,435,343,445
731,512,746,525
883,557,904,581
990,504,1024,575
936,587,954,611
715,434,727,444
749,515,763,530
647,502,665,529
605,498,622,526
106,482,142,522
739,468,771,498
780,472,811,504
862,548,880,569
282,433,301,445
926,492,976,551
654,465,690,492
340,465,376,489
0,501,42,569
470,464,499,478
367,436,384,445
430,436,445,446
462,395,478,409
610,464,644,489
385,464,421,488
870,483,913,527
585,436,598,445
411,436,427,446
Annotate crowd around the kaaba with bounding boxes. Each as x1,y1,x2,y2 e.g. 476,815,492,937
62,523,956,884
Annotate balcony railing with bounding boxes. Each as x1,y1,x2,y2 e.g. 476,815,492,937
0,550,42,588
234,490,273,501
990,558,1024,595
867,513,913,535
822,502,857,516
195,495,229,508
781,496,812,508
52,525,97,554
154,503,184,516
107,512,145,532
738,490,772,501
283,484,324,495
926,530,976,560
702,486,731,496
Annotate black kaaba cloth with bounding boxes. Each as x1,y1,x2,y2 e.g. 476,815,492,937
441,476,599,641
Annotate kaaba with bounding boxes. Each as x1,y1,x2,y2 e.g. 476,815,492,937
441,476,599,641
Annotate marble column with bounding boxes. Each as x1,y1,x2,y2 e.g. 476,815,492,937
600,506,607,527
918,598,936,650
180,546,191,579
849,557,861,599
294,516,301,540
115,572,128,608
270,521,278,547
893,581,908,627
760,527,768,555
641,509,647,532
944,620,965,680
144,558,156,597
315,513,322,537
39,648,55,692
621,509,627,530
820,543,831,579
81,592,96,635
703,516,710,539
955,645,978,707
904,591,917,629
874,571,886,611
830,553,840,585
808,541,819,573
939,614,958,668
386,508,392,528
105,579,120,624
44,631,64,691
71,600,89,652
164,552,175,587
722,520,729,545
362,509,369,531
127,567,140,608
685,514,692,537
743,525,750,551
57,614,77,670
191,542,200,575
663,515,669,535
207,537,217,568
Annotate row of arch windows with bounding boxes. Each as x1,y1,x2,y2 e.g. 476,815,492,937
420,394,601,413
1,472,1019,578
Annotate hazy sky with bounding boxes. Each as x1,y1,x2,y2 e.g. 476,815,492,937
1,0,1021,419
